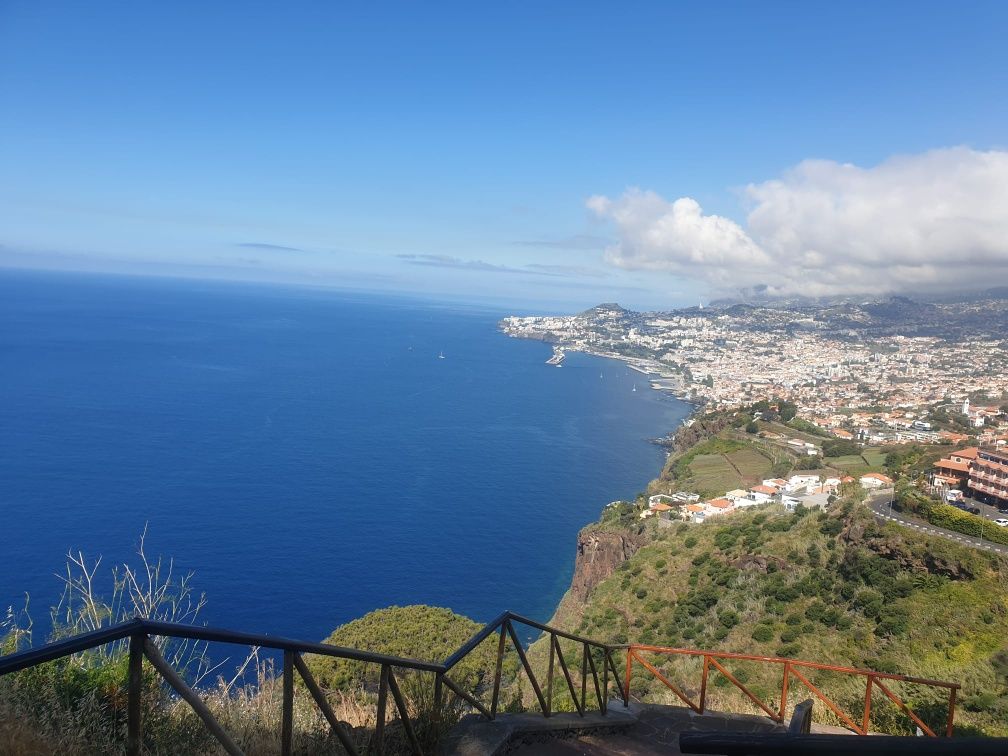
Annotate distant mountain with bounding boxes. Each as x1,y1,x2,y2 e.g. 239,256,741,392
577,302,628,317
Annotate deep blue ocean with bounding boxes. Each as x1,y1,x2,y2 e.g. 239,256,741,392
0,270,688,646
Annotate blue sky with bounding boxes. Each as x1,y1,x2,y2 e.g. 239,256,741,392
1,2,1006,310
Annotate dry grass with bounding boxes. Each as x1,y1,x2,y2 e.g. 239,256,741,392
0,658,461,755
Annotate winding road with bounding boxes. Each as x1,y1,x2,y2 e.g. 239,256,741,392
865,490,1008,556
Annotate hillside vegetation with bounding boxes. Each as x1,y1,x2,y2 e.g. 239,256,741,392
541,499,1008,736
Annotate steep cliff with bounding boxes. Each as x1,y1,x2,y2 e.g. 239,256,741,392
570,526,647,602
544,519,649,632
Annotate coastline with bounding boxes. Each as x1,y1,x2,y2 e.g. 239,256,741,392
553,341,704,417
529,340,700,634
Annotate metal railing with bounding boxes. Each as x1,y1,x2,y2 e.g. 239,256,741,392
624,644,960,737
0,612,622,755
0,615,962,754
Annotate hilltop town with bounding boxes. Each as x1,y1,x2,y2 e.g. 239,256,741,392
500,296,1008,448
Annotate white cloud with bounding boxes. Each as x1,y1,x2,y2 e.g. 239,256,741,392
589,147,1008,296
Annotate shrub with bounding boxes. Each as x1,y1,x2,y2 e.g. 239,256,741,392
683,535,698,549
307,606,501,691
820,518,843,536
777,643,801,658
718,610,739,629
751,626,773,642
927,504,1008,545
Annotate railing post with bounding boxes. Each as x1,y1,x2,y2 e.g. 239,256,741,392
374,664,389,755
602,649,609,714
862,675,873,735
545,632,555,717
700,655,710,714
490,622,507,719
779,661,790,723
946,686,957,737
281,650,294,756
433,671,444,731
581,642,588,713
624,647,633,707
127,632,144,756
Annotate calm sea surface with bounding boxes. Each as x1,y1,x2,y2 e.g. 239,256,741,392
0,270,689,644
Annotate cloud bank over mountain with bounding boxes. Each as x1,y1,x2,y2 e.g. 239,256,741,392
588,147,1008,297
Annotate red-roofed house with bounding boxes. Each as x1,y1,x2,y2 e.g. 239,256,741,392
860,473,893,489
705,498,734,517
748,485,778,503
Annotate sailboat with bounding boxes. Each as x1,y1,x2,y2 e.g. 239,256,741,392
438,351,445,360
632,385,637,392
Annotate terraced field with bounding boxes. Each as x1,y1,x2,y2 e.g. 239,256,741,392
685,447,772,497
727,448,773,481
688,453,740,496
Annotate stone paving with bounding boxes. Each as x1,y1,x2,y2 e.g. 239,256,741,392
445,701,791,755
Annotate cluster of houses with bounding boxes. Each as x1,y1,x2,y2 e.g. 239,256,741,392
643,472,893,524
817,403,1008,448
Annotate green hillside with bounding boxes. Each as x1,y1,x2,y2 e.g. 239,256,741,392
541,499,1008,736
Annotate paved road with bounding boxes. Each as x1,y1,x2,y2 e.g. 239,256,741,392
865,490,1008,555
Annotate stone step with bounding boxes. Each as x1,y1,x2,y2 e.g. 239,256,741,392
442,701,798,756
440,704,637,756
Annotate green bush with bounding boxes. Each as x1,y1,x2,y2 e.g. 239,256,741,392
927,504,1008,545
777,643,801,658
751,626,773,642
306,605,504,691
718,610,739,629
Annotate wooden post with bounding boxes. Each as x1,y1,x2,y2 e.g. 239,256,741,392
700,655,710,714
780,661,790,723
374,664,389,755
281,650,294,756
127,633,143,756
862,675,873,735
624,648,633,707
490,622,507,719
602,650,609,714
433,671,444,732
946,686,957,737
545,632,555,717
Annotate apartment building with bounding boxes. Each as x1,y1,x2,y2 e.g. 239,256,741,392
968,447,1008,507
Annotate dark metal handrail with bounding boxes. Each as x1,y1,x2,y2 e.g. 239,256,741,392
0,612,624,755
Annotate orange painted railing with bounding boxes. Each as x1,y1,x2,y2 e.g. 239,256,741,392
624,644,959,737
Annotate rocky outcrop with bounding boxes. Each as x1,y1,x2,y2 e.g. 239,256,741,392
570,527,647,602
868,536,976,580
730,554,787,574
840,516,976,580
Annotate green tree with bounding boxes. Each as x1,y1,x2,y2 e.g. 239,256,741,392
305,605,507,692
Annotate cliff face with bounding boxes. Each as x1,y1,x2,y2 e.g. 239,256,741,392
570,527,646,602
